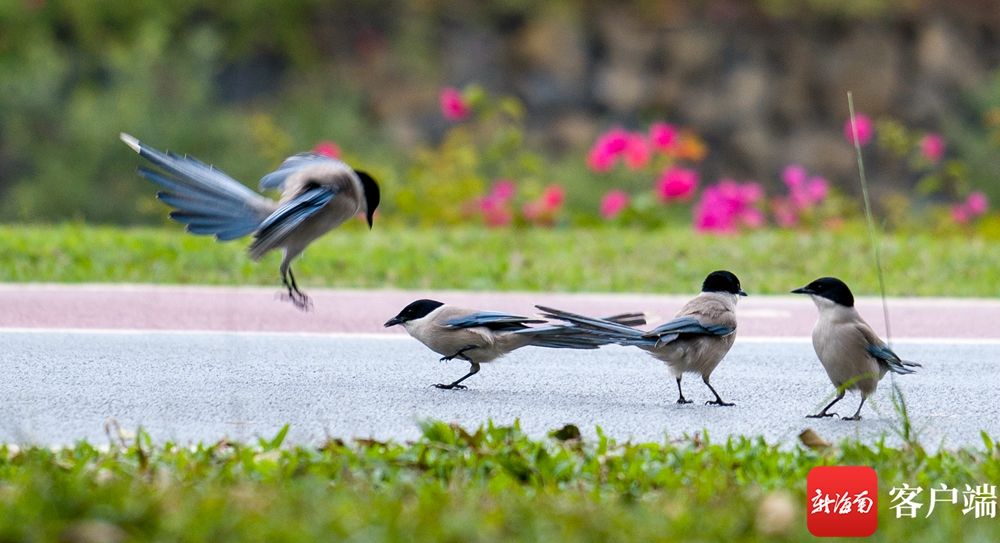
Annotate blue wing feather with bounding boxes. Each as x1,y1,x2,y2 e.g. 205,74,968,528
866,344,921,375
248,186,337,256
444,311,545,331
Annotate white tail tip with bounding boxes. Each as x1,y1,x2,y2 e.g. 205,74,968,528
119,133,141,153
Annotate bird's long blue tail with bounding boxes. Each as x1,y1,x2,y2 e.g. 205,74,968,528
121,133,272,241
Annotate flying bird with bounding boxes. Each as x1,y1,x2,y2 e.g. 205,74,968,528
538,270,746,406
385,299,645,390
120,133,380,310
792,277,920,420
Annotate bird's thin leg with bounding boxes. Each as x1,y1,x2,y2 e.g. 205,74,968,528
434,362,481,390
675,377,692,404
438,345,478,363
703,376,734,407
842,396,866,421
278,261,311,311
286,267,311,311
807,390,845,418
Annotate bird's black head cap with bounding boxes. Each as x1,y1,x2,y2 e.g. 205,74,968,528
355,169,380,229
384,299,444,327
701,270,747,296
792,277,854,307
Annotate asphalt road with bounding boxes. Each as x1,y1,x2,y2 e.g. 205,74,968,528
4,330,996,449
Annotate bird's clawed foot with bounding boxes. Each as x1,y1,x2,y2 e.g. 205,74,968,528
841,414,862,421
676,398,693,405
433,383,468,390
706,399,735,407
278,290,313,311
806,412,837,419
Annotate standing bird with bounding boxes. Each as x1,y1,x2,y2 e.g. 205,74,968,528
120,133,381,311
538,270,746,406
384,299,645,390
792,277,920,420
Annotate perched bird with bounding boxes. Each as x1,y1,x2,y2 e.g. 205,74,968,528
120,133,380,310
539,270,746,406
384,299,645,390
792,277,920,421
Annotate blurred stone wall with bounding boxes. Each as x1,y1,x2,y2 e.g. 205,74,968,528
360,1,1000,185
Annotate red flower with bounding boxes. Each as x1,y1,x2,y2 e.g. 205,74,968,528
440,87,470,121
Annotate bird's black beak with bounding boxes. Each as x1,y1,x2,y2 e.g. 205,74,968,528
791,286,812,295
384,316,403,327
366,211,375,230
738,289,748,297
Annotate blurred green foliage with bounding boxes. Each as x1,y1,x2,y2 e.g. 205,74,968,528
0,1,996,228
1,421,999,542
0,1,393,223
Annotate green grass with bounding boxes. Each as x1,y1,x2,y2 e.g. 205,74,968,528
2,224,999,296
1,422,997,542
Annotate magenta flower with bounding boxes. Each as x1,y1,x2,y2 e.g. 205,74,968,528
693,179,765,234
649,122,679,153
844,114,874,146
586,128,631,172
623,133,651,170
313,141,341,158
807,177,829,202
439,87,470,121
600,190,630,219
966,192,988,215
920,133,945,163
782,165,807,189
656,167,699,202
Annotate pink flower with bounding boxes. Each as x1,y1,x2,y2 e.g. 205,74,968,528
693,180,766,233
313,141,340,158
920,133,945,163
966,192,988,216
490,179,516,202
656,167,699,202
479,196,512,227
522,185,564,226
782,165,807,189
586,128,631,172
586,146,616,172
807,176,829,203
844,114,874,146
951,205,970,224
649,122,679,152
598,128,630,154
600,190,630,219
439,87,470,121
623,133,651,170
542,185,565,210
